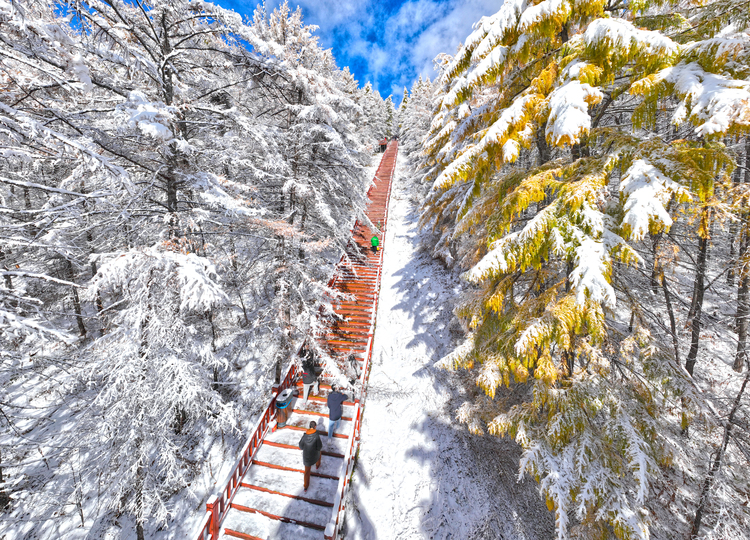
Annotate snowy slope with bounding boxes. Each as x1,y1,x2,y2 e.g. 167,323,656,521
345,153,555,540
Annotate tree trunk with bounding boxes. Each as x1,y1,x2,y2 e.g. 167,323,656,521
208,310,218,352
174,407,187,434
159,12,181,231
274,353,283,385
690,365,750,538
0,453,7,509
86,229,104,314
71,463,85,527
662,272,680,365
535,130,550,166
685,213,710,376
728,223,737,287
237,292,249,327
64,259,86,337
734,138,750,371
0,247,12,291
650,231,663,293
727,163,743,286
275,302,292,384
734,226,749,371
564,350,574,377
134,438,146,540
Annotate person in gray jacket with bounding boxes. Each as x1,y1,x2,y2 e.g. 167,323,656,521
298,420,323,491
326,385,349,443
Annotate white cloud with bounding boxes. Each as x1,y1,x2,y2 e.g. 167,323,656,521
257,0,500,97
402,0,499,78
276,0,371,27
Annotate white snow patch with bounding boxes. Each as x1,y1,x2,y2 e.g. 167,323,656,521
584,18,678,57
664,63,750,136
620,159,687,240
520,0,569,31
115,91,176,141
546,81,603,146
569,238,615,308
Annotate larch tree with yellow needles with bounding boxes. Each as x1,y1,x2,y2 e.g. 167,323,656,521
418,0,750,538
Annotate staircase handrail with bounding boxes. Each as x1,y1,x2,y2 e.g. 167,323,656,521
193,360,298,540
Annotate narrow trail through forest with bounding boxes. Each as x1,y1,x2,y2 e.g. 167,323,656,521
346,153,555,540
193,143,397,540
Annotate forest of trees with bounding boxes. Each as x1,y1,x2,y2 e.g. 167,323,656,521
401,0,750,539
4,0,750,538
0,0,392,537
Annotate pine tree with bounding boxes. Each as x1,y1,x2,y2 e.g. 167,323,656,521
400,86,409,113
384,95,396,138
358,81,389,143
420,0,750,537
76,246,232,535
0,0,373,536
400,76,437,164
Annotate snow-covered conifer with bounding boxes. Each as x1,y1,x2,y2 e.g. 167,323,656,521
74,246,233,537
1,0,373,536
420,0,750,537
357,82,390,144
399,76,437,162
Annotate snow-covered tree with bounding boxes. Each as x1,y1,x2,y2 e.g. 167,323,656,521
1,0,372,536
357,81,389,144
398,76,437,162
419,0,750,538
76,246,232,539
384,95,396,138
399,86,409,114
249,1,371,378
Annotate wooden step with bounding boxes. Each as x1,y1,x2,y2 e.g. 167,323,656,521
263,440,345,459
230,502,326,532
240,482,334,508
251,460,339,480
224,528,264,540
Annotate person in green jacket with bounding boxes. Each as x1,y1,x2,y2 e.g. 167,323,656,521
371,235,379,253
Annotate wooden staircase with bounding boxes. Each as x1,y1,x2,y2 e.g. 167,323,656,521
194,141,398,540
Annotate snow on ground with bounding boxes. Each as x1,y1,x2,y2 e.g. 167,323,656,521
345,152,555,540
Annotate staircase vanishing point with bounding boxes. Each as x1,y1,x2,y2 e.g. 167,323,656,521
193,141,398,540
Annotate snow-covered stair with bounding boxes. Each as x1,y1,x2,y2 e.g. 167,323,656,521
219,386,357,540
198,141,398,540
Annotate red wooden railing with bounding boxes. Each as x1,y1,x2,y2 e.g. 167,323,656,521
194,362,299,540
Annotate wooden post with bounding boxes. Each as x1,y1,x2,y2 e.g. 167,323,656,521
206,495,219,539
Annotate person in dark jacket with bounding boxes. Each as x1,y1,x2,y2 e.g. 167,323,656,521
326,385,349,443
300,349,318,402
298,421,323,491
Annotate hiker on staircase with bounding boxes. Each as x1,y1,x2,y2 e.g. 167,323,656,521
298,421,323,492
300,345,319,402
371,234,379,253
346,353,360,385
326,385,349,444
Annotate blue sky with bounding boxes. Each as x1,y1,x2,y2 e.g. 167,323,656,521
215,0,500,103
